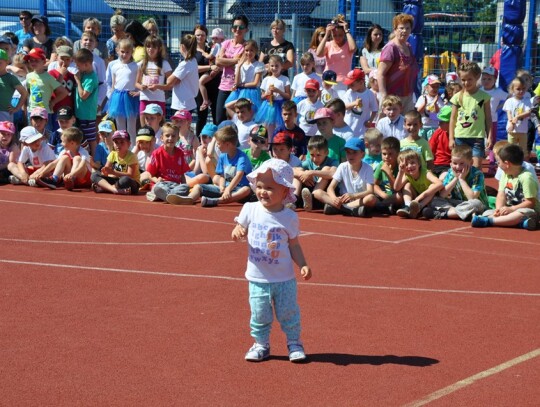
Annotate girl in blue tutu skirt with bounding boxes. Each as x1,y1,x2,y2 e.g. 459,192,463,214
225,40,264,118
255,55,291,137
108,38,140,145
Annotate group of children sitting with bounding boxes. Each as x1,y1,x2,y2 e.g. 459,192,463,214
0,54,538,231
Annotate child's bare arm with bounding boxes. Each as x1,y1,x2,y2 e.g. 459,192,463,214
289,237,311,280
232,223,247,241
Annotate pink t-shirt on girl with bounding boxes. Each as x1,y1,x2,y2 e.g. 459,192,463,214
323,41,354,82
219,39,245,91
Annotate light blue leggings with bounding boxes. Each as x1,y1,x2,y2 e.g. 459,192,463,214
248,279,301,345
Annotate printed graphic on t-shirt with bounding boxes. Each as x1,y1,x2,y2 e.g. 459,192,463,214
249,223,285,265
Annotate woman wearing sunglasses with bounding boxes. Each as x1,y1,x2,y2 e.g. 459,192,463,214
214,15,249,124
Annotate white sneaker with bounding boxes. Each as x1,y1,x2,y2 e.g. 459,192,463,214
301,188,313,211
8,175,21,185
28,179,38,187
287,342,306,362
245,343,270,362
146,191,159,202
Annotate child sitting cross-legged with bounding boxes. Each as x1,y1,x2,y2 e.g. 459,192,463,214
313,138,377,217
373,136,403,214
36,127,93,190
297,136,338,212
424,145,488,221
471,143,539,230
10,126,56,187
394,149,443,219
166,125,253,207
144,122,191,203
90,130,140,195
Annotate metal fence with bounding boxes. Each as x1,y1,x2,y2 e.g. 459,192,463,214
0,0,537,77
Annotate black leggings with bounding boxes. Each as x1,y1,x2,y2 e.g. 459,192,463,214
90,173,140,194
214,90,232,124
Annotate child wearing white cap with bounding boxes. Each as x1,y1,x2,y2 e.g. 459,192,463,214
10,126,56,186
232,158,312,363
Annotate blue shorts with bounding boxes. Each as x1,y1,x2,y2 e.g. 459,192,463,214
455,137,485,158
79,119,97,143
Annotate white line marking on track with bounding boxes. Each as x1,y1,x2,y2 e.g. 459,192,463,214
402,348,540,406
0,199,233,226
1,259,539,297
0,238,234,246
392,226,472,243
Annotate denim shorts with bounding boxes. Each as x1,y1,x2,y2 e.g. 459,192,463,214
455,137,485,158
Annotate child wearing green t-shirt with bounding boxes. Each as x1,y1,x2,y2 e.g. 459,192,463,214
449,62,492,169
472,144,539,230
243,125,270,170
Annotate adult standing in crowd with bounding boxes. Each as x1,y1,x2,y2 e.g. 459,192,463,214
73,17,108,58
307,27,327,76
107,12,127,62
215,15,249,124
194,24,221,135
378,13,419,112
359,24,384,78
316,14,357,98
124,20,149,63
23,15,55,60
259,19,295,77
143,19,159,38
15,10,33,52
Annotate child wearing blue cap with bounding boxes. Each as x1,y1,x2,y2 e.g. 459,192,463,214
313,137,377,216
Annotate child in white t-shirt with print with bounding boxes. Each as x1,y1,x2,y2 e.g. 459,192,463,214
503,77,531,156
232,158,312,363
342,68,378,138
297,79,324,137
313,137,377,217
415,74,445,140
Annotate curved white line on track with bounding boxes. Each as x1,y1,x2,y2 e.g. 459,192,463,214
1,259,539,297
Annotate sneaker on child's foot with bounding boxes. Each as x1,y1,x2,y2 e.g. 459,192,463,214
146,191,159,202
200,196,218,207
116,187,131,195
354,205,367,218
245,343,270,362
323,204,341,215
396,206,410,218
92,183,104,193
166,194,195,205
409,201,420,218
287,342,306,362
301,188,313,211
28,179,38,187
8,175,21,185
519,216,537,231
36,177,58,190
471,214,491,228
432,208,448,219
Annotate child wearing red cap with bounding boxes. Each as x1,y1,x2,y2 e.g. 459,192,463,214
297,78,324,137
24,48,68,121
343,68,378,138
291,52,321,104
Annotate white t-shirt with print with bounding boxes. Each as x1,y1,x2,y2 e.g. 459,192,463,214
333,161,374,195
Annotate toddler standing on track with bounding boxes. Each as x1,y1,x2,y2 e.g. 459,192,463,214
232,158,312,363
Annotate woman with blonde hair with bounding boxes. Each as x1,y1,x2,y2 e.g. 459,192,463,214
259,19,295,77
307,26,327,76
